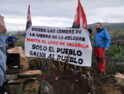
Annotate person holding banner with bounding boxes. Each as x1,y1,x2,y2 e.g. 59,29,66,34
94,22,111,76
0,15,7,93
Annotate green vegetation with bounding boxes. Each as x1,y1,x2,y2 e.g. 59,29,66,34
14,32,26,49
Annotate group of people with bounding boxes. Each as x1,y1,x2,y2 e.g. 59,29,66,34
0,15,110,93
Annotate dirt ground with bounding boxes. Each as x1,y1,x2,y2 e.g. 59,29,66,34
6,69,123,94
6,58,123,94
92,72,122,94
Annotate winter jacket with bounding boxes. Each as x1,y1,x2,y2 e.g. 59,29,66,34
94,29,110,50
0,33,6,86
5,35,17,44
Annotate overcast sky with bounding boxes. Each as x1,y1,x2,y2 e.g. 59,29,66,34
0,0,124,31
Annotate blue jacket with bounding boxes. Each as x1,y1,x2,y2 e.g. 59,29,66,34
0,33,6,86
6,35,17,44
94,29,111,50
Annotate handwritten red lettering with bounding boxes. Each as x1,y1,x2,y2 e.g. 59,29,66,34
27,38,41,43
66,42,89,48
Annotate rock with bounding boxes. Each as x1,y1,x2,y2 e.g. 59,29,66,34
75,79,79,82
18,70,42,78
24,80,40,92
116,62,124,65
8,80,20,84
6,74,18,80
39,80,54,94
7,47,29,71
114,73,124,86
18,84,24,94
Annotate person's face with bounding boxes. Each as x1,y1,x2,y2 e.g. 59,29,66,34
95,23,101,29
9,34,12,37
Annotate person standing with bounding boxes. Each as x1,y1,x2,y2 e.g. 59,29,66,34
0,15,7,93
94,22,111,75
6,33,17,49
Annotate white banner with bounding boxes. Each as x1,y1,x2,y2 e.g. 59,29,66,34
25,26,92,67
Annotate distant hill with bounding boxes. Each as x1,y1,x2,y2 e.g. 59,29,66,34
89,22,124,31
7,31,17,34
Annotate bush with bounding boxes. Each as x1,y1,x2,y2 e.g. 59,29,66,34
105,45,119,56
112,52,124,62
15,33,25,49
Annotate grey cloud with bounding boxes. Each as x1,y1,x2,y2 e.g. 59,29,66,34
0,0,124,31
1,0,124,17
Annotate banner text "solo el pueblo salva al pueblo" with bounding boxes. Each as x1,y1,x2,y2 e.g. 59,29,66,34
25,26,92,67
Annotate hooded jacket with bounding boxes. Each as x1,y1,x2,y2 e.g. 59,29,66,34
94,29,111,50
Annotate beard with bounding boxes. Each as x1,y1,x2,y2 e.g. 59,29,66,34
96,28,101,32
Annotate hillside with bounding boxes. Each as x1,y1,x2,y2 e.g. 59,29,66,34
89,22,124,31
